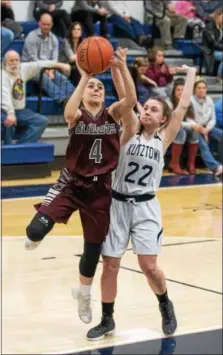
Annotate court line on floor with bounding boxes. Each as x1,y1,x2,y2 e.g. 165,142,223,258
2,182,222,201
116,265,222,296
45,325,222,355
73,249,222,295
126,239,217,251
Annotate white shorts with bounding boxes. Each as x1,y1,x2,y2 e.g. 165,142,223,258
102,196,163,257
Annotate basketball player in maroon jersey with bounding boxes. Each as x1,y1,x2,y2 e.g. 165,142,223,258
25,47,137,324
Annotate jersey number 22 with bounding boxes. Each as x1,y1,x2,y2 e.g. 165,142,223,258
124,162,153,186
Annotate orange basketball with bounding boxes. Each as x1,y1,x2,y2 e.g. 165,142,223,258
77,36,114,74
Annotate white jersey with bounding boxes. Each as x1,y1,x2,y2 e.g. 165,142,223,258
112,132,164,195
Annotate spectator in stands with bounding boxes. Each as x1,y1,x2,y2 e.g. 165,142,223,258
145,46,176,98
215,97,223,129
33,0,71,38
1,0,14,21
101,0,152,48
1,0,23,39
203,8,223,79
144,0,188,50
1,27,14,56
132,57,156,105
59,22,84,86
21,13,74,103
194,0,221,22
191,79,223,176
1,50,69,145
71,0,108,38
168,78,199,174
174,0,205,39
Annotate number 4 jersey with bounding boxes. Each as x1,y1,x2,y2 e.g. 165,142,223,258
112,132,164,195
65,107,120,177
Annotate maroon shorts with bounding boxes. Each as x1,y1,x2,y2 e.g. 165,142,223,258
35,168,112,243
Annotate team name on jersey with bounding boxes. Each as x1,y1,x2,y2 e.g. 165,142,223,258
75,121,117,135
126,143,161,163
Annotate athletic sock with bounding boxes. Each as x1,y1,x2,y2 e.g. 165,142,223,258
79,283,91,297
156,290,169,304
102,302,114,317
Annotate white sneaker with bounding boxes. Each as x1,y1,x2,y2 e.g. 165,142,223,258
24,237,41,251
71,287,92,324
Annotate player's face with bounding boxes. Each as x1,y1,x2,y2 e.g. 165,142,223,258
195,83,207,99
83,79,105,105
174,85,184,100
140,99,167,128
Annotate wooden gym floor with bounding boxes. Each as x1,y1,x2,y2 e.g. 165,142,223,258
1,171,222,354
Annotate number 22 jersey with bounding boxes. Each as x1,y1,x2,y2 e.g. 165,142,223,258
112,132,164,195
65,107,120,177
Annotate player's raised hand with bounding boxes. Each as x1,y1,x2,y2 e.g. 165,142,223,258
175,65,197,73
76,59,92,78
109,47,128,70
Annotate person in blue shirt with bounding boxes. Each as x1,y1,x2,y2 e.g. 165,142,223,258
215,97,223,129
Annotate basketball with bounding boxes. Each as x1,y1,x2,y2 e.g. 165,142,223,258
77,36,114,74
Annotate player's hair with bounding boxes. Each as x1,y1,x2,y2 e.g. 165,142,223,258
139,97,172,134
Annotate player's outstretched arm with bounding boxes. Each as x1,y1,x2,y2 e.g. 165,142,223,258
160,65,197,154
108,47,137,122
64,63,91,127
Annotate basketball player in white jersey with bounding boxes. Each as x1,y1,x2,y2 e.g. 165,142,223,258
87,64,197,340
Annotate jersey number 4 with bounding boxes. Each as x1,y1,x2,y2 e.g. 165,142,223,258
124,162,153,186
89,139,102,163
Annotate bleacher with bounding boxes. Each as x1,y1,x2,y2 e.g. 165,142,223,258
2,19,222,176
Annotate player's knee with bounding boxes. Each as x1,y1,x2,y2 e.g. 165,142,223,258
143,263,159,279
79,241,102,278
26,212,55,242
102,256,121,275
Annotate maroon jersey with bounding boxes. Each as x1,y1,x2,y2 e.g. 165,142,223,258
65,107,120,177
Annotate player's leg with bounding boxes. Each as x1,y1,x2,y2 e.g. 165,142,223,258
25,171,75,250
86,199,130,340
132,198,177,335
25,211,55,250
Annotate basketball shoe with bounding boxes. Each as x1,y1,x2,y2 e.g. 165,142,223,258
71,287,92,324
24,238,41,250
159,300,177,335
87,314,115,340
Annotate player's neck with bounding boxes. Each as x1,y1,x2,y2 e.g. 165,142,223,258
84,102,102,117
142,128,156,140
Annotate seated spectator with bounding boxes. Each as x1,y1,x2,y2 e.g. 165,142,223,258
1,50,70,145
102,0,152,48
191,79,222,176
1,0,23,39
203,8,223,79
33,0,71,38
174,0,205,39
1,26,14,56
194,0,221,22
167,78,199,174
71,0,108,38
144,0,188,50
132,57,156,105
215,97,223,129
21,13,74,103
145,46,176,98
1,0,14,21
59,22,84,86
